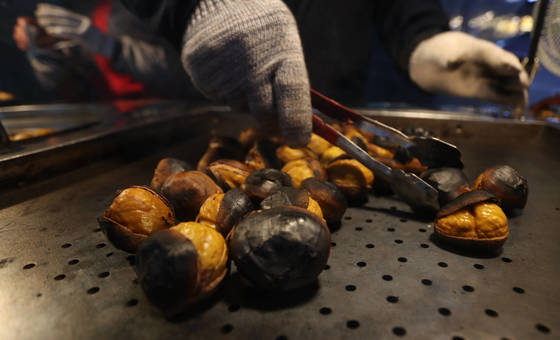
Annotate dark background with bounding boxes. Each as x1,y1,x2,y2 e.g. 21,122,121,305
1,0,558,110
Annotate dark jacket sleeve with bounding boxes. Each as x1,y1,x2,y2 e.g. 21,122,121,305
373,0,449,74
119,0,199,49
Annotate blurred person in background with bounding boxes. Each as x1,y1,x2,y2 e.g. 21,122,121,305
16,0,530,145
12,0,197,103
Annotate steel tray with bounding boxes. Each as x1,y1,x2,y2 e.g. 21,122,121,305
0,107,558,340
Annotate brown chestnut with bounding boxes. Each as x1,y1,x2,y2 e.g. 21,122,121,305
206,159,252,191
260,186,324,221
100,186,175,253
281,158,327,188
301,178,347,225
473,165,528,210
241,168,293,203
435,190,508,250
161,171,223,221
197,136,245,171
422,167,470,206
326,159,374,205
320,146,350,167
229,206,331,291
196,188,255,237
150,158,191,191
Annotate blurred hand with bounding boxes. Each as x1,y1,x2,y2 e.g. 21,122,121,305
13,17,58,52
409,31,529,107
36,3,116,57
181,0,312,147
13,17,33,51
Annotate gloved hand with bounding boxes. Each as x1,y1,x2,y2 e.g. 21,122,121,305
409,31,529,106
181,0,312,147
35,3,117,58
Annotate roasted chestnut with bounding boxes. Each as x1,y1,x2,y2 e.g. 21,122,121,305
229,206,331,291
196,188,254,236
150,158,191,191
197,136,245,171
307,133,331,155
238,128,258,149
422,167,470,206
281,158,327,188
100,186,175,253
435,190,508,250
245,140,281,170
260,187,324,220
473,165,528,210
344,125,369,151
135,229,199,317
377,156,427,175
276,145,317,164
136,222,229,317
206,159,252,191
320,146,349,167
301,178,347,224
241,168,293,202
326,159,374,204
161,171,223,221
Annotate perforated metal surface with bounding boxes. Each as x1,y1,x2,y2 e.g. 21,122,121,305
0,111,558,340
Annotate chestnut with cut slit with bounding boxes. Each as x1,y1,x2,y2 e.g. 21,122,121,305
435,190,508,250
473,165,528,210
301,178,347,224
229,206,331,291
281,158,327,188
100,186,175,253
241,168,293,203
150,158,191,191
422,167,470,205
206,159,252,191
196,189,254,236
197,136,245,171
161,171,223,221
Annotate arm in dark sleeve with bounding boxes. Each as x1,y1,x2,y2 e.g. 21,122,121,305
372,0,449,74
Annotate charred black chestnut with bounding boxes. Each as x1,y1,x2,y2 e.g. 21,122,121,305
150,158,191,191
301,178,347,224
473,165,528,210
241,168,293,202
422,167,469,206
260,187,324,220
135,229,199,317
196,188,254,236
100,186,175,253
229,206,331,291
161,171,223,221
206,159,252,191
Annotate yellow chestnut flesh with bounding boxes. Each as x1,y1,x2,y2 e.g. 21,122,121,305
105,187,174,235
196,193,225,228
307,133,331,155
172,222,229,294
281,159,326,188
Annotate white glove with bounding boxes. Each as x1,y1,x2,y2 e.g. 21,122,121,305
35,3,117,58
409,31,529,106
181,0,312,147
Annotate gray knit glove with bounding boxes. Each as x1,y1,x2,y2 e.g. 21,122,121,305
181,0,312,147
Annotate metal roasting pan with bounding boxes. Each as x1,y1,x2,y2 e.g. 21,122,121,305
0,104,558,340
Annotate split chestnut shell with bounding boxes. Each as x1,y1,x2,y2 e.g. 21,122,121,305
241,168,293,202
260,186,324,221
196,188,255,237
150,158,191,191
229,206,331,291
301,178,348,224
100,186,175,253
435,190,508,250
422,167,469,206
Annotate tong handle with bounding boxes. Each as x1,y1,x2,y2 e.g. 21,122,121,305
310,88,362,124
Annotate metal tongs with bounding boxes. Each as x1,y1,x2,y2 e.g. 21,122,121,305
311,89,462,169
310,89,444,213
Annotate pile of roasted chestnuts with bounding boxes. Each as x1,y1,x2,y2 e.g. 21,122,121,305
99,124,528,317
